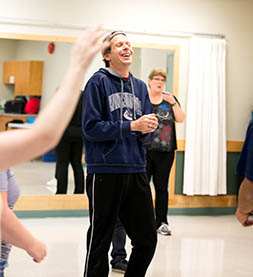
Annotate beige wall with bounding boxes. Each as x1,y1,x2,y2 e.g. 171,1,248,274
15,40,72,106
0,0,252,140
0,39,17,103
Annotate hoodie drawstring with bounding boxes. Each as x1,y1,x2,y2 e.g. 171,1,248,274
130,77,136,120
120,80,124,121
120,77,136,121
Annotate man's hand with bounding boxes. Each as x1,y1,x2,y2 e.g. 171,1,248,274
236,208,253,227
131,114,158,134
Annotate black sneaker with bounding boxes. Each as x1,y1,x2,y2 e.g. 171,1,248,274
112,260,128,274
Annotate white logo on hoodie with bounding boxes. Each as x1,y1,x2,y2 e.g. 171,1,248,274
109,92,142,117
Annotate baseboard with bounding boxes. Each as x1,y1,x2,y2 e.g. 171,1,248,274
14,207,237,218
14,209,89,218
168,207,237,216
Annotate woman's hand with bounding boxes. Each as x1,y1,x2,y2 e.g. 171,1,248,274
162,92,176,105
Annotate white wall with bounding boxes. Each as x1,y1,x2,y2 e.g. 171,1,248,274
0,0,252,140
0,39,17,104
130,48,142,79
14,40,72,106
140,48,168,86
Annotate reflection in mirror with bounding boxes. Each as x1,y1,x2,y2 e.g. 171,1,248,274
0,38,75,196
12,160,58,195
12,160,85,195
1,36,176,196
131,47,174,93
0,38,72,108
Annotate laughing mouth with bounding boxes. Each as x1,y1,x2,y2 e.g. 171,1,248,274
121,53,130,57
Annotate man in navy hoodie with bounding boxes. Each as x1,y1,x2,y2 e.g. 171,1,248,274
82,31,158,277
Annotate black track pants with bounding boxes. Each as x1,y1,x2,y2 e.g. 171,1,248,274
84,173,157,277
146,150,175,228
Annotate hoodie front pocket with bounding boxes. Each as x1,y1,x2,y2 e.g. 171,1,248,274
102,140,119,163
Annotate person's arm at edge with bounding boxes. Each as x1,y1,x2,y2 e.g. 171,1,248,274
0,191,46,262
236,177,253,227
0,26,107,170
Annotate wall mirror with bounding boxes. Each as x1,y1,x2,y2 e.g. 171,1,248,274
0,33,179,212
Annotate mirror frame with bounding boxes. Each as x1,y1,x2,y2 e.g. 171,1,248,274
1,32,237,212
0,31,185,211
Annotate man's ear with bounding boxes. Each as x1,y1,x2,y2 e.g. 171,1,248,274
104,53,111,63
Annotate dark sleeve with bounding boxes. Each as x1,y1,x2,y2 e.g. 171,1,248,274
137,84,155,144
63,126,82,139
174,95,181,107
236,120,253,181
61,94,83,140
82,78,132,142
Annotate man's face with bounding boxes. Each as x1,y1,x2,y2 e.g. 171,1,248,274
104,35,133,69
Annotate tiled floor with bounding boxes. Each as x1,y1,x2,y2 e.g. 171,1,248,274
5,215,253,277
7,160,253,276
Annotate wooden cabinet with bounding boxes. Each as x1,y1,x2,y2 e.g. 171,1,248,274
3,61,44,96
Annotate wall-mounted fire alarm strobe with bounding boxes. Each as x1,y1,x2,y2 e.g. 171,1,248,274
48,42,55,54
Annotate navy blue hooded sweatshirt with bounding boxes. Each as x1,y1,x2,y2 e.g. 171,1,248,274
82,68,154,174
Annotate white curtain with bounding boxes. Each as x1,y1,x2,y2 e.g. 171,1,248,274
183,37,227,196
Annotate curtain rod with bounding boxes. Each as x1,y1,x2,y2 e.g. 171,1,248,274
0,17,226,39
